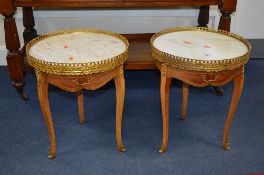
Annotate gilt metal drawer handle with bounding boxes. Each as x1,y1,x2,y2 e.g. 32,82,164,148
72,78,94,86
200,75,220,83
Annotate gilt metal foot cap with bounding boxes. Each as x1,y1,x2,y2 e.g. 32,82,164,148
224,142,231,150
159,146,167,153
48,152,55,159
118,144,126,152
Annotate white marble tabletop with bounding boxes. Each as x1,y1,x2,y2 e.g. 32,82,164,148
153,31,248,61
29,31,127,63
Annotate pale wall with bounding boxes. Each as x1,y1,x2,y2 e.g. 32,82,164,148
231,0,264,39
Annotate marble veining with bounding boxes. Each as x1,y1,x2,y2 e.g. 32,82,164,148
29,32,127,63
153,31,248,61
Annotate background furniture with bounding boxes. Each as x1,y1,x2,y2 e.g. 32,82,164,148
0,0,237,100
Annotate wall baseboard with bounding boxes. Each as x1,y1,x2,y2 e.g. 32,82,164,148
248,39,264,59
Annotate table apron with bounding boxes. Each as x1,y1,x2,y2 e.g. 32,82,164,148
37,69,119,92
167,66,243,87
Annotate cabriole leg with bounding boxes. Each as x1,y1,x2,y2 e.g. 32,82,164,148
37,72,56,159
223,71,244,150
159,64,172,153
114,66,126,152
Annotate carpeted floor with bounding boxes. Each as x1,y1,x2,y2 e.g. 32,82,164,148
0,59,263,175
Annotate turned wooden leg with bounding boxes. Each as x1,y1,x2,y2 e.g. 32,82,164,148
159,65,172,153
198,6,209,27
223,71,244,150
114,66,126,152
218,0,236,32
219,12,231,31
3,14,28,101
23,7,37,43
77,90,85,124
22,7,37,72
180,83,189,120
37,73,56,159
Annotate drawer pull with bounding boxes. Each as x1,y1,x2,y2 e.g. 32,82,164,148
72,78,94,86
200,75,220,83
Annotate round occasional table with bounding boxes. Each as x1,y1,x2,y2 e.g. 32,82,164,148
27,29,129,159
151,27,251,153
